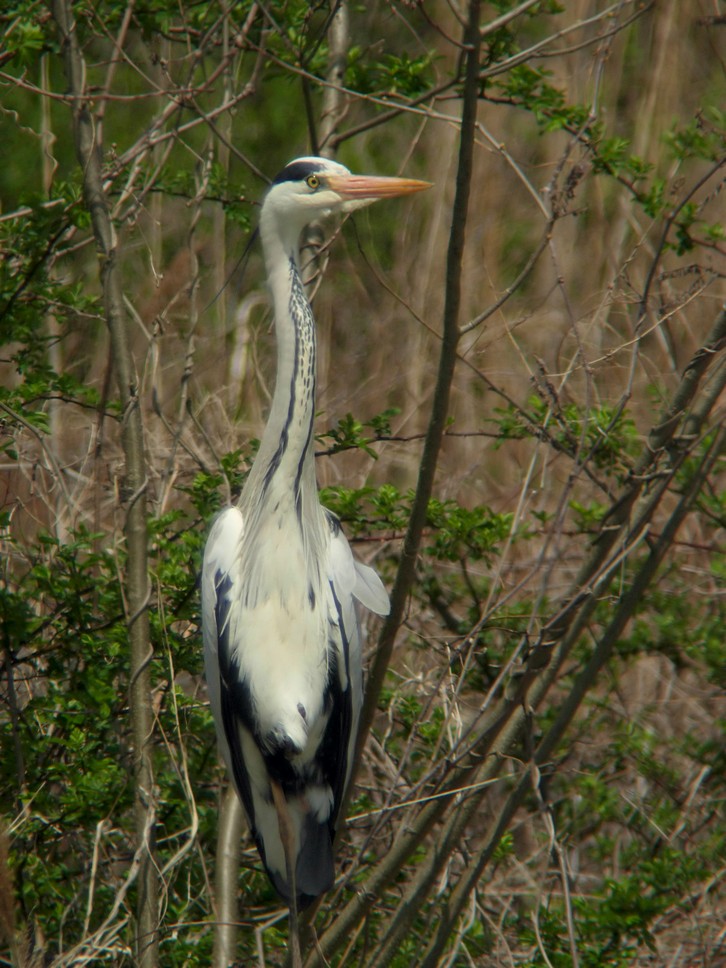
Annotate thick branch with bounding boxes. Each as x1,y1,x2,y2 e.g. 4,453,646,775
311,4,482,962
50,3,158,965
419,422,726,967
358,0,482,765
402,305,726,963
516,305,726,667
316,293,725,966
319,0,349,155
212,787,245,968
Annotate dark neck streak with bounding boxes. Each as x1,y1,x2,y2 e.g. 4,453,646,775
261,256,317,516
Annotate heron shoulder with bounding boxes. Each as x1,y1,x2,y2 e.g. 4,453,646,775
203,506,245,571
324,510,390,617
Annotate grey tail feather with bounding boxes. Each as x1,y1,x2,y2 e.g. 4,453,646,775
296,815,334,905
265,816,334,910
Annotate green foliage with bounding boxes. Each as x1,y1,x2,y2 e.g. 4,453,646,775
376,691,448,772
665,110,725,164
149,161,252,228
426,498,511,563
0,194,103,419
590,134,654,182
640,177,668,219
1,1,723,965
0,500,221,958
321,481,511,565
492,396,638,481
622,569,726,687
318,411,379,458
347,49,436,97
513,845,707,967
495,64,590,132
2,530,131,946
317,407,401,457
569,499,607,531
2,1,57,62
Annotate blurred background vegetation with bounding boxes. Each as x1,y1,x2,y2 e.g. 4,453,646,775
1,1,724,965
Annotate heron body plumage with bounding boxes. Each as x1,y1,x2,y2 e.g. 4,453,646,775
201,157,428,909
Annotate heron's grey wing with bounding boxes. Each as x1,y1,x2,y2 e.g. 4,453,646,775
201,506,244,742
201,508,259,823
321,512,390,821
352,558,390,617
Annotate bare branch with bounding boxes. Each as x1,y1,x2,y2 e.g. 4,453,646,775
50,2,158,963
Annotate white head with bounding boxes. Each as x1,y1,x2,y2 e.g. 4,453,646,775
260,156,430,251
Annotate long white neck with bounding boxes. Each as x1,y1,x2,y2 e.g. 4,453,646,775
244,213,318,509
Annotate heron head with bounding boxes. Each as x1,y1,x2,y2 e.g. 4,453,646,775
264,156,430,236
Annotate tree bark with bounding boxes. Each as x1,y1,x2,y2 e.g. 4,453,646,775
50,3,158,964
359,0,481,775
310,3,482,961
212,787,244,968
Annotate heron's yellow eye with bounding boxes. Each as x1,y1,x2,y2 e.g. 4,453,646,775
306,174,320,190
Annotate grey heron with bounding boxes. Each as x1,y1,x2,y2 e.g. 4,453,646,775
201,157,430,917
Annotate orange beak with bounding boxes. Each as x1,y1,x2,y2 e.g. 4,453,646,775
326,173,432,200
